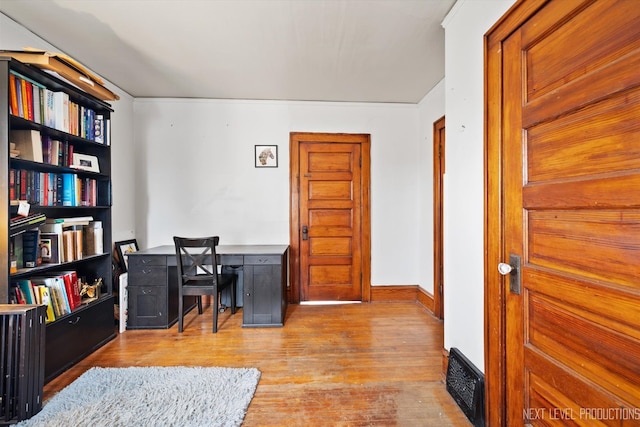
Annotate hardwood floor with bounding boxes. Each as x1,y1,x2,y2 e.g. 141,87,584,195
44,301,471,426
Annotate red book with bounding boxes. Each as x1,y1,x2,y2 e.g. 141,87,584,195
24,80,34,121
19,169,27,200
59,270,81,310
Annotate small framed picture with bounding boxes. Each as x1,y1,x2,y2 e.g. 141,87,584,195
255,145,278,168
114,239,138,272
71,153,100,173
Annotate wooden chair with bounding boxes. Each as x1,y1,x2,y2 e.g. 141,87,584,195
173,236,236,333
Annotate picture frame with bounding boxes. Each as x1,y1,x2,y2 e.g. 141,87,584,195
114,239,138,272
255,145,278,168
71,152,100,173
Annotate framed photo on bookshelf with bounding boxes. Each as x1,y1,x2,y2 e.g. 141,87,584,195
71,153,100,172
255,145,278,168
115,239,138,272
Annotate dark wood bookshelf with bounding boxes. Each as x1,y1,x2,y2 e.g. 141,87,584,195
1,56,116,382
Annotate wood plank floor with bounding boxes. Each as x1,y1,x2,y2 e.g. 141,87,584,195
44,301,471,426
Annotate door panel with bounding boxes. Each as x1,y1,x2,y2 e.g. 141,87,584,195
300,141,362,301
500,0,640,424
289,132,370,303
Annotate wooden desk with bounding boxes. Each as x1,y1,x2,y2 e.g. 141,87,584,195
126,245,289,329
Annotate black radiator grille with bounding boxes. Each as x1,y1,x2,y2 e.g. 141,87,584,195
446,347,485,427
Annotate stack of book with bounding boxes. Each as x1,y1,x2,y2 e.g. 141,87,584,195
10,212,46,238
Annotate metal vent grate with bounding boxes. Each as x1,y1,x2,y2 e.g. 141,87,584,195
446,347,485,427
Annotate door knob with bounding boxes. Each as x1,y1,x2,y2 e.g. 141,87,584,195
497,263,512,275
302,226,308,241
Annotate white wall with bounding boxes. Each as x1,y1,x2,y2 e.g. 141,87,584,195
0,13,137,243
417,79,445,295
441,0,516,371
134,98,422,286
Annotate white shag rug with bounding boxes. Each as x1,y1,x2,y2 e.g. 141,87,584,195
17,366,261,427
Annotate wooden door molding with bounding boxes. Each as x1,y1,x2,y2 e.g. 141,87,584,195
433,116,445,320
289,132,371,304
485,1,548,425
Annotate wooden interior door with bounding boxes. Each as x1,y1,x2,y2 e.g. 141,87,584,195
487,0,640,425
289,132,371,303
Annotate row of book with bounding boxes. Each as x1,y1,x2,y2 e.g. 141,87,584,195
10,169,99,207
11,218,103,270
9,70,110,144
11,129,76,165
11,271,82,323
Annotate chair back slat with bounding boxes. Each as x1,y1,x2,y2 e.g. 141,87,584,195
172,235,236,333
174,236,220,285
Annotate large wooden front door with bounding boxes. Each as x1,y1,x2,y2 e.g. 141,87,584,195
486,0,640,425
290,133,371,303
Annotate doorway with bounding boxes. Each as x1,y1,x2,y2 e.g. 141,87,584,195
289,132,371,304
485,0,640,425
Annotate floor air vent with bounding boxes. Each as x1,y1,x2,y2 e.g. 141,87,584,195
446,347,485,427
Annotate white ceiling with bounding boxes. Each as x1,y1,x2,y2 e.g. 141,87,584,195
0,0,455,103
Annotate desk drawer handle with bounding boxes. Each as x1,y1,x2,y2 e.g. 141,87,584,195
258,258,268,263
142,269,154,275
142,288,153,295
68,316,81,325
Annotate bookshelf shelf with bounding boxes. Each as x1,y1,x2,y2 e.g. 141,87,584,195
1,56,116,382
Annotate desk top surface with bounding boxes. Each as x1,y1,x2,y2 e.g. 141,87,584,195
129,244,289,257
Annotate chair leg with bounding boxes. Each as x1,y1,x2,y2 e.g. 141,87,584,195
178,291,184,333
230,278,237,315
197,296,203,314
212,291,219,333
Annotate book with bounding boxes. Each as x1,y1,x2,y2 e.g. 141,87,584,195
94,114,103,143
8,73,19,117
84,221,103,255
73,226,83,260
53,276,71,315
22,229,41,268
10,129,43,163
13,285,26,304
58,270,80,310
53,91,70,133
37,285,56,323
45,215,93,227
61,173,77,206
62,229,76,262
17,279,36,304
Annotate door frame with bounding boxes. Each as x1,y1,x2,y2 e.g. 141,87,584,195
433,116,445,320
484,1,547,426
289,132,371,304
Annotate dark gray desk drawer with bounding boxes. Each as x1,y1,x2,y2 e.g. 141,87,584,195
129,256,166,267
129,266,166,286
244,255,281,265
